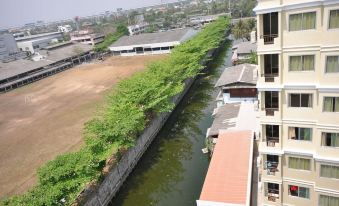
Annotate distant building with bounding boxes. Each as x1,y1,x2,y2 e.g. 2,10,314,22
70,30,104,46
190,13,229,26
58,25,73,33
232,41,257,64
15,32,64,54
128,23,149,36
0,34,19,61
215,64,258,106
109,28,197,56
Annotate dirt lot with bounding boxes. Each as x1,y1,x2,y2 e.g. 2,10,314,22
0,55,167,199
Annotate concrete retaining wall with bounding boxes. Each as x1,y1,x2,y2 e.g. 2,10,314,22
82,38,228,206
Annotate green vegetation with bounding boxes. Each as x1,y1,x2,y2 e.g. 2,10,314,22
94,24,129,52
1,16,230,206
232,18,256,41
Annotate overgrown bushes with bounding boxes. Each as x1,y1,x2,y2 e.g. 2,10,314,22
94,24,129,52
2,16,230,206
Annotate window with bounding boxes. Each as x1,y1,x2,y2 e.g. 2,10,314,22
266,125,279,138
289,12,316,31
288,157,311,170
320,165,339,179
289,185,310,198
319,195,339,206
289,93,313,107
267,183,279,195
289,55,315,71
323,97,339,112
321,133,339,147
289,127,312,141
329,9,339,29
326,56,339,73
265,91,279,108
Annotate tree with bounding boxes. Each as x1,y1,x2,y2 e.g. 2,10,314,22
116,24,129,35
249,52,258,64
232,19,250,41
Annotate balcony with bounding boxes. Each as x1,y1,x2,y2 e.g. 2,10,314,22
264,155,279,174
261,54,279,82
260,12,278,45
264,182,280,203
260,34,278,45
266,136,279,147
263,91,279,116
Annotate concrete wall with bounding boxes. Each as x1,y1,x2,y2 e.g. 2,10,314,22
83,77,195,206
81,42,226,206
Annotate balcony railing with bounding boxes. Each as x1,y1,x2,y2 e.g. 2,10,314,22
260,34,278,45
264,161,279,175
261,72,278,82
263,108,278,116
266,136,279,147
265,188,280,202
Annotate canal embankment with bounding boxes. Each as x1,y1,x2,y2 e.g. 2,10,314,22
108,39,234,206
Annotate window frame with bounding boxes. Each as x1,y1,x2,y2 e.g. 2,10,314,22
319,194,339,206
323,97,339,112
288,156,311,171
288,93,313,108
289,11,317,31
320,164,339,180
288,185,310,199
328,9,339,30
288,55,315,71
321,132,339,148
288,127,312,141
325,55,339,73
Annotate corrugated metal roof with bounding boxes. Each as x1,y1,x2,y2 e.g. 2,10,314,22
208,103,241,136
110,28,197,47
215,64,257,88
233,41,257,54
199,130,253,205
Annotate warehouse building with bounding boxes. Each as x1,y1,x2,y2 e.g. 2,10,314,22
15,32,64,54
109,28,197,56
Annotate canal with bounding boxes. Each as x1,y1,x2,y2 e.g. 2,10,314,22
109,39,233,206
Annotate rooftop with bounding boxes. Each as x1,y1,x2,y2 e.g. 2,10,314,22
15,32,62,42
110,28,197,48
198,130,253,206
208,102,259,137
0,43,92,80
232,41,257,54
215,64,257,88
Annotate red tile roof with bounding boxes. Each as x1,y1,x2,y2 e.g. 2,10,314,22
199,130,253,205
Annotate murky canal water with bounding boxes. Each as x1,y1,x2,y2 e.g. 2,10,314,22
110,39,233,206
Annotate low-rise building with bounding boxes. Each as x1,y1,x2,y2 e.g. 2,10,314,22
215,64,258,106
15,32,64,54
70,30,104,46
128,23,149,36
232,41,257,65
109,28,197,56
58,25,73,33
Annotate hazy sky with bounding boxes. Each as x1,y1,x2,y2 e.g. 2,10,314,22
0,0,179,29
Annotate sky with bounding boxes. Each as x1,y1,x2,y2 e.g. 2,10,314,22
0,0,179,29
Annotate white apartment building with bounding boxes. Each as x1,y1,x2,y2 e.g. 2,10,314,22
254,0,339,206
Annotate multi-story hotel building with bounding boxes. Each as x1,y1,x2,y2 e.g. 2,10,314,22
254,0,339,205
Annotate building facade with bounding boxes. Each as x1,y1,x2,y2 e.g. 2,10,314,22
16,32,64,54
254,0,339,205
70,30,104,46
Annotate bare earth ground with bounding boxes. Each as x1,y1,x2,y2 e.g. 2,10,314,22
0,55,167,199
